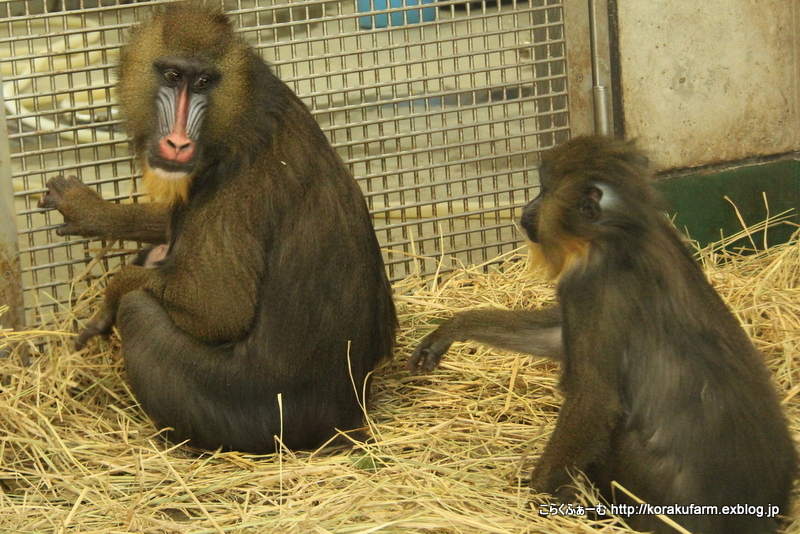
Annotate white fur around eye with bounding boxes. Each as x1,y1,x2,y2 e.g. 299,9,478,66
595,183,618,211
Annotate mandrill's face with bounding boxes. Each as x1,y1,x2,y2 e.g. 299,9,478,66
116,3,251,205
144,56,220,179
518,158,603,279
520,191,542,243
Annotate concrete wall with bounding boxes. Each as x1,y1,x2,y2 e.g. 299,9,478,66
616,0,800,171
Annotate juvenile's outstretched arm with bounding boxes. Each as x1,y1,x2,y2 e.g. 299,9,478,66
409,306,563,373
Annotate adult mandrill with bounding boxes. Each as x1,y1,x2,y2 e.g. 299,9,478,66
409,136,796,534
39,2,397,453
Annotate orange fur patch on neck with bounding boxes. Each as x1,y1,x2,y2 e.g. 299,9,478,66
526,237,590,280
526,240,550,275
142,163,192,205
558,238,590,277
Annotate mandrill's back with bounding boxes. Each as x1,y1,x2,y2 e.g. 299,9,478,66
578,193,796,534
206,14,397,450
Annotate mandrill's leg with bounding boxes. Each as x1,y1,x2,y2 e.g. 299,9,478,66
75,265,153,350
116,290,278,453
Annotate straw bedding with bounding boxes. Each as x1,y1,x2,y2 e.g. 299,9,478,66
1,230,799,533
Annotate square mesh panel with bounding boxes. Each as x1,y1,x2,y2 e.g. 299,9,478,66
0,0,569,325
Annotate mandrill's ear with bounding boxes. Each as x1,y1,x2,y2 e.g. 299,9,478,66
579,183,618,222
578,185,603,222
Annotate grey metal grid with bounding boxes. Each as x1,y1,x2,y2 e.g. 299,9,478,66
1,0,571,326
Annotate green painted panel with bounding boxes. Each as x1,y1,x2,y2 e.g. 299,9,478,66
654,159,800,250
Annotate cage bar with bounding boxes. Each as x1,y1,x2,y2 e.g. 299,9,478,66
1,0,582,326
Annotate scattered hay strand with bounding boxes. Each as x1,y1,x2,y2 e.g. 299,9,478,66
2,232,800,533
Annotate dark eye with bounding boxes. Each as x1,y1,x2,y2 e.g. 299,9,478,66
163,69,180,84
193,76,211,90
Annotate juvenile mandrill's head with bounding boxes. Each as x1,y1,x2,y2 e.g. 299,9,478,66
520,136,653,278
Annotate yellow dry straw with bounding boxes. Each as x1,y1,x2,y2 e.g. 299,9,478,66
1,226,799,533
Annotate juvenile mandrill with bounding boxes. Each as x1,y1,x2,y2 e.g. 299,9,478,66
39,2,397,453
409,136,796,534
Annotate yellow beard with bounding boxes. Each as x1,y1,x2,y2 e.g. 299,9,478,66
142,162,192,205
526,238,589,280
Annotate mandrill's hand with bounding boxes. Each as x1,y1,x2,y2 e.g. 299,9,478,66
530,464,580,503
38,175,110,238
408,323,456,374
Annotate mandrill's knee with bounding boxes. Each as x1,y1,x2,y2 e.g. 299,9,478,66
117,289,210,371
117,290,168,336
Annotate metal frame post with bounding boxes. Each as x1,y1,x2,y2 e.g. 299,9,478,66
0,68,25,333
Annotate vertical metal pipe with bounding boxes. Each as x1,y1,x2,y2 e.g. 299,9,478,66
0,69,26,334
588,0,611,136
593,85,610,136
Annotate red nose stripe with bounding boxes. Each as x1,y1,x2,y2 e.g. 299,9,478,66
159,87,195,163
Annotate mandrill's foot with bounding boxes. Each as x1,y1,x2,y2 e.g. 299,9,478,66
75,307,115,350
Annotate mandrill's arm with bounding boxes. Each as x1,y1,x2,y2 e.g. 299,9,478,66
38,175,170,244
408,306,563,373
39,176,172,348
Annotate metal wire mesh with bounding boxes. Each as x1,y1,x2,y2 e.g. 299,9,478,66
1,0,570,325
